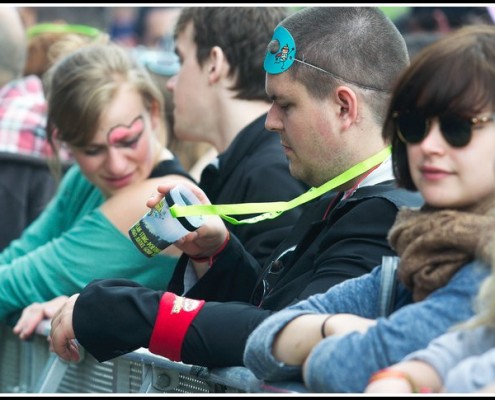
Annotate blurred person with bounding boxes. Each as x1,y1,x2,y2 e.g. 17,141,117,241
1,20,111,251
108,7,139,48
22,6,110,32
131,41,216,178
0,7,58,249
24,22,109,78
396,6,494,60
135,7,181,50
396,6,493,35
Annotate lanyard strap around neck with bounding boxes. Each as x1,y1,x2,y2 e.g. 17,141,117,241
170,146,391,225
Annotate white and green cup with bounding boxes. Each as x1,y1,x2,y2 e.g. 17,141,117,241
129,184,206,257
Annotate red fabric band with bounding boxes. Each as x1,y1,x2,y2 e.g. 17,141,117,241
148,292,205,361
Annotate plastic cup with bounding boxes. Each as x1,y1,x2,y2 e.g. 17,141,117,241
129,184,206,257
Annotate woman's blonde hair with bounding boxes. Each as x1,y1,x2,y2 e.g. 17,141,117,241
44,42,167,179
463,234,495,329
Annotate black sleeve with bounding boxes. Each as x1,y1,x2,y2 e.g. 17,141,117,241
74,279,273,368
257,197,402,311
73,279,164,362
181,301,273,368
295,198,400,301
168,234,262,302
225,161,308,267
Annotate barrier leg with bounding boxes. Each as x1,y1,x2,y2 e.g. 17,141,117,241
33,354,70,393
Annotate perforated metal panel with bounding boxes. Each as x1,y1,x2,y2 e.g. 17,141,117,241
0,323,52,393
0,321,306,394
0,323,23,393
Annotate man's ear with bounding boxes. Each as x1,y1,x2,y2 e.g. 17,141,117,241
207,46,226,84
335,86,358,129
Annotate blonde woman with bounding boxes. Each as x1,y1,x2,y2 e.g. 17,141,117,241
4,43,193,337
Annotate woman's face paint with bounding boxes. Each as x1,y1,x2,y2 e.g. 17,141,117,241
107,115,145,148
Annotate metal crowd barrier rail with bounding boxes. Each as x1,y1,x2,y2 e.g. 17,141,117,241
0,320,308,394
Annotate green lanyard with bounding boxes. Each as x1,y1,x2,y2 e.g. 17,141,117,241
170,146,391,225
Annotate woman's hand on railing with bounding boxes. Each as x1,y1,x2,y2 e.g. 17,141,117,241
13,295,69,340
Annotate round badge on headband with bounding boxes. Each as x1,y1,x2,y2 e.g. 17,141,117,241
264,26,296,74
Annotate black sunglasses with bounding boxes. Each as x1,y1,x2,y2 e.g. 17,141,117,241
393,110,495,148
252,246,296,307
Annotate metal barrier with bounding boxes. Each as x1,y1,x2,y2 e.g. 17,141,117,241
0,321,51,393
0,320,307,394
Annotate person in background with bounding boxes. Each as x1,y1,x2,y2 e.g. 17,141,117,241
396,6,494,60
0,7,59,250
244,24,495,393
23,21,109,79
134,7,181,50
49,7,421,371
396,6,493,35
140,6,307,271
17,6,110,33
130,18,216,179
3,42,194,339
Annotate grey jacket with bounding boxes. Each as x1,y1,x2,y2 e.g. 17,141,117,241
405,322,495,393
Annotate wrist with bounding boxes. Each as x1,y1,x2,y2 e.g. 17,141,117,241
189,231,230,265
320,314,335,338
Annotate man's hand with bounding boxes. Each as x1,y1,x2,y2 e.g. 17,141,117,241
148,181,229,258
49,294,80,362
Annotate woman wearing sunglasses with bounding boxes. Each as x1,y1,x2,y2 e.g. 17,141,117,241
0,43,194,337
244,24,495,393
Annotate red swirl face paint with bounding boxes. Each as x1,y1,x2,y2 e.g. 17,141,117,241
107,115,144,147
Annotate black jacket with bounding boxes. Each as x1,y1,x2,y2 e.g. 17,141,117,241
73,181,423,367
0,152,58,250
168,113,308,291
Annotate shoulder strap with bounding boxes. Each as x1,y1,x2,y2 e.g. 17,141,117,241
378,256,400,317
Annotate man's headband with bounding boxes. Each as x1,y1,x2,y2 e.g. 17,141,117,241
264,26,390,93
264,26,296,74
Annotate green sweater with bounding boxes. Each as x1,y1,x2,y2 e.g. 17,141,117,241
0,164,177,321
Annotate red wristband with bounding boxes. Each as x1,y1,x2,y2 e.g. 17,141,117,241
148,292,205,361
189,231,230,265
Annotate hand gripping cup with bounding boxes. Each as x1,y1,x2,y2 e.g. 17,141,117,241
129,184,206,257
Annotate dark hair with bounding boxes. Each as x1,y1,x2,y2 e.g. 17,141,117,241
279,7,409,125
383,24,495,190
174,6,288,101
407,7,493,32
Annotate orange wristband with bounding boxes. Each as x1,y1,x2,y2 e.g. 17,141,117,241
368,368,419,393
